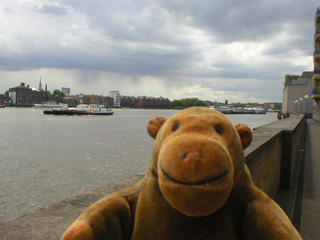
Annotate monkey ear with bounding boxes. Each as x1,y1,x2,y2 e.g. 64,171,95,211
234,124,252,150
147,116,168,139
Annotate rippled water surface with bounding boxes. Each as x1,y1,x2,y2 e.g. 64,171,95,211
0,108,277,222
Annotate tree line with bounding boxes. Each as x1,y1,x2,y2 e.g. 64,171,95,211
170,98,206,108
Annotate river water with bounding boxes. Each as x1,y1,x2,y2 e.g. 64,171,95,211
0,108,277,222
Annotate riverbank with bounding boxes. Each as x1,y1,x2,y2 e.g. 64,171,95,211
1,114,312,239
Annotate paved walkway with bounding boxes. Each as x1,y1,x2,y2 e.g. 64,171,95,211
300,119,320,240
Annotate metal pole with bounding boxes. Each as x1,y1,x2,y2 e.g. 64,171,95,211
306,100,308,114
305,95,309,117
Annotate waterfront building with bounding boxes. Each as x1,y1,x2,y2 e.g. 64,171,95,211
87,95,100,105
136,96,171,108
109,91,121,107
9,83,32,106
77,94,90,105
313,7,320,121
63,96,78,107
9,82,46,106
100,96,114,107
120,96,134,107
282,72,313,115
62,87,71,95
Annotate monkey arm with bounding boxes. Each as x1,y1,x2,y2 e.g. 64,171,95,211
243,189,302,240
61,179,145,240
61,196,133,240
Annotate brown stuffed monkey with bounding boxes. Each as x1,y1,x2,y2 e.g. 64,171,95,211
62,107,302,240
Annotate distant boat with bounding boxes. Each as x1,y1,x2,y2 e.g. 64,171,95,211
76,104,114,115
34,102,68,110
250,108,266,114
231,107,252,114
44,104,114,116
215,107,233,114
211,106,266,114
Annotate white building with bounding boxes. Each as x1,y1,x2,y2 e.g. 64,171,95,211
109,91,121,107
282,72,313,114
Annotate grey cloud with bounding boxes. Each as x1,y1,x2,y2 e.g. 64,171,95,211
59,0,317,75
34,5,69,16
161,0,318,42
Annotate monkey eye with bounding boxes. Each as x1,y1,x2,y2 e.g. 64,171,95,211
172,122,179,131
215,125,223,135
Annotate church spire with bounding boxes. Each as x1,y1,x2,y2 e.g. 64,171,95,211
39,77,42,91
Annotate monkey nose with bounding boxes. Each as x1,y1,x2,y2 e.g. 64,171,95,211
183,152,203,162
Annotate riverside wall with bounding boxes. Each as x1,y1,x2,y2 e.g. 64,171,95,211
0,115,306,240
245,114,305,198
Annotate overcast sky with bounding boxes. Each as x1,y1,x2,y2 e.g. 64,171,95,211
0,0,319,103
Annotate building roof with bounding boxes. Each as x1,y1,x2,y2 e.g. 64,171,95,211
9,85,29,90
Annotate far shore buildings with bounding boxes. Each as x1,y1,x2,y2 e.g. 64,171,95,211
2,81,172,108
3,81,280,110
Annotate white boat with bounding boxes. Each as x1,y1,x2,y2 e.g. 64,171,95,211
34,102,68,110
251,108,266,114
232,107,252,114
215,107,233,114
44,104,114,116
76,104,114,115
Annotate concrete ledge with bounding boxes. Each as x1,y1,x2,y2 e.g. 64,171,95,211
0,174,145,240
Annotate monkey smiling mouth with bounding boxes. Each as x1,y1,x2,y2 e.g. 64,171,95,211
161,166,229,186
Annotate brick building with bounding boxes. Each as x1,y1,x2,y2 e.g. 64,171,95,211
120,96,134,107
63,96,78,107
87,95,100,105
101,96,115,107
9,82,46,106
136,96,171,108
